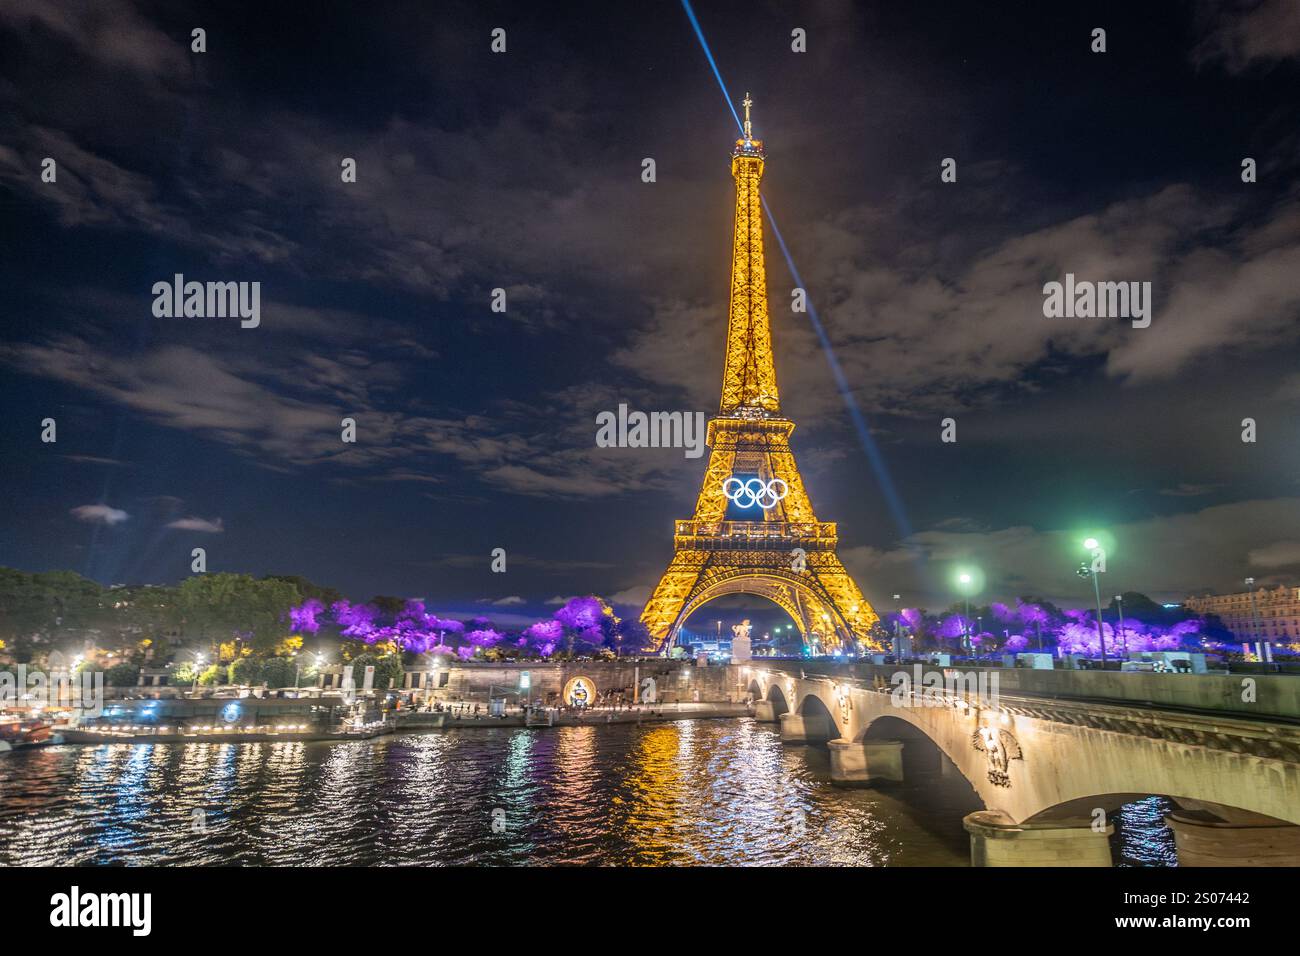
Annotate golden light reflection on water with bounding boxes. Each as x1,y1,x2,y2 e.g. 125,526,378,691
621,723,691,865
0,720,1173,866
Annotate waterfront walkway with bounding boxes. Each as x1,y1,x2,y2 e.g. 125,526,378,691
42,701,752,747
408,700,750,729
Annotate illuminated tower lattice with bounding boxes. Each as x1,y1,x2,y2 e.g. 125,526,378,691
641,94,879,654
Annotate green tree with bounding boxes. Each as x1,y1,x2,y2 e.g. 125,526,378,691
197,664,223,686
375,653,405,689
0,567,109,658
260,657,298,688
228,657,264,685
176,574,301,654
369,595,407,617
262,575,343,608
171,661,197,686
103,662,140,687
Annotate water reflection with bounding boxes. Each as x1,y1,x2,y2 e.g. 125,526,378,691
0,718,1176,866
1113,796,1179,867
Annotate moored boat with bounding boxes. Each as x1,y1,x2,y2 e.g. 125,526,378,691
0,715,54,751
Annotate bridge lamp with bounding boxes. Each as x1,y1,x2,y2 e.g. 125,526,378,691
1080,537,1109,665
954,569,980,654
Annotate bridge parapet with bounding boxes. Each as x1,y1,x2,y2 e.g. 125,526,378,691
741,659,1300,722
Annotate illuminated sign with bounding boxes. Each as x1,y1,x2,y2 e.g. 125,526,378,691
562,676,595,708
723,477,788,509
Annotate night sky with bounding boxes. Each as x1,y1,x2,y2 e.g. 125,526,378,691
1,1,1299,630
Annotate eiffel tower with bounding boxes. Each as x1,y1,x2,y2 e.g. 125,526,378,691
641,94,879,655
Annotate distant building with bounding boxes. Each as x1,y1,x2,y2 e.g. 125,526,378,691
1185,585,1300,642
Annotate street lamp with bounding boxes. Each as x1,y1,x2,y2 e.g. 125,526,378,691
957,571,975,654
1114,594,1127,655
192,652,207,693
1077,538,1109,666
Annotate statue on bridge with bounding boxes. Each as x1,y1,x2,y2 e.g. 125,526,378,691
972,726,1024,788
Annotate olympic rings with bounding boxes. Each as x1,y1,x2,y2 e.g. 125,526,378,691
723,477,789,509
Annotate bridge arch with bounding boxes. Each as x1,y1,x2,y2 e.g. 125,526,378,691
795,692,839,745
765,681,790,717
673,569,854,651
858,714,982,792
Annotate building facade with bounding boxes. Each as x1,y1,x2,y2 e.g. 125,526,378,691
1185,585,1300,642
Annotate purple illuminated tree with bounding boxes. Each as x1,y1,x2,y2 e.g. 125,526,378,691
466,628,504,654
1016,600,1051,649
935,613,969,648
553,596,616,654
522,619,563,657
289,598,324,634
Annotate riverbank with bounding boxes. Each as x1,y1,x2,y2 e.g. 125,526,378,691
38,701,753,747
410,701,751,729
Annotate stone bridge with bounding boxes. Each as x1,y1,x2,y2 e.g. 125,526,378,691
733,660,1300,867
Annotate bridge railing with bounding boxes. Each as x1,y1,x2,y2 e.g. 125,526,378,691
741,659,1300,721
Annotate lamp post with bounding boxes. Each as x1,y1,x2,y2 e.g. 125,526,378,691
957,572,974,654
1079,538,1108,666
192,653,206,694
1114,594,1128,656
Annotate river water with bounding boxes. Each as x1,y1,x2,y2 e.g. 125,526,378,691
0,718,1175,866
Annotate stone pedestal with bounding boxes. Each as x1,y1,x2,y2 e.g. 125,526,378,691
1165,813,1300,866
828,738,904,786
779,710,830,743
753,699,777,722
963,810,1113,867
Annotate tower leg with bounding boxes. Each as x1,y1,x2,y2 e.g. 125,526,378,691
639,552,705,654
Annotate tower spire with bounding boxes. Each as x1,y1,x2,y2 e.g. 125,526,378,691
721,93,776,413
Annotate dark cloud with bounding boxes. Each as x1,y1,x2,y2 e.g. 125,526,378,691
1193,0,1300,72
1,0,1298,610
